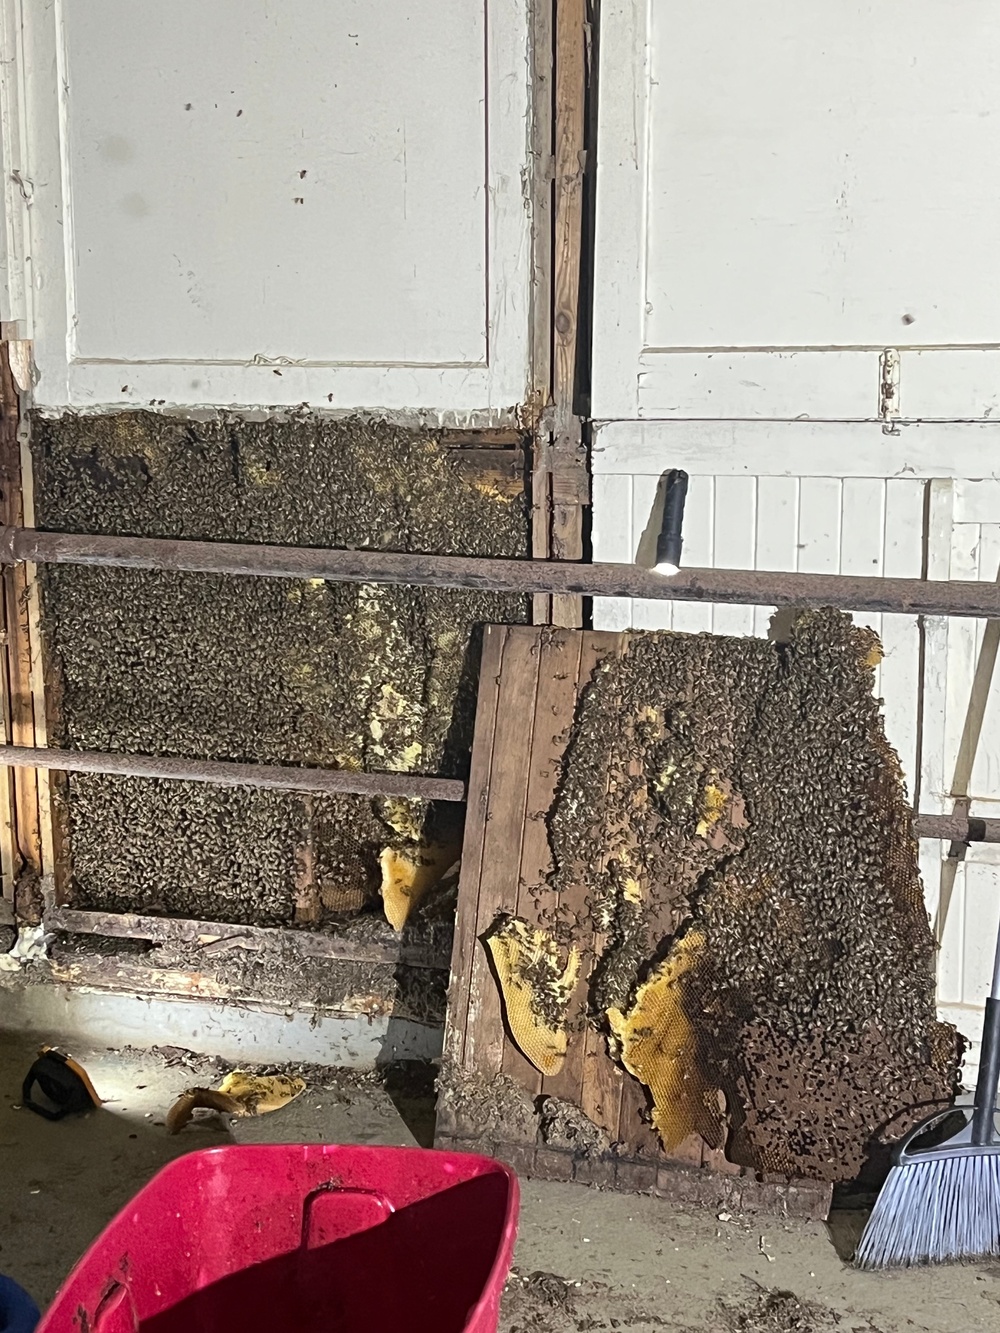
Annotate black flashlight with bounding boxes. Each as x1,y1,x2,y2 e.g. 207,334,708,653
654,469,689,576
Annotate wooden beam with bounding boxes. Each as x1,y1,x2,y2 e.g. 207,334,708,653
0,744,466,803
17,397,62,906
0,349,18,905
11,526,1000,618
529,0,555,626
46,907,452,971
549,0,589,629
0,347,39,915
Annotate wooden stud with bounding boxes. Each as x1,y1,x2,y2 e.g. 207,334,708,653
549,0,590,630
502,626,584,1092
17,406,62,906
443,625,508,1071
0,343,40,917
542,631,618,1109
0,348,17,904
464,629,542,1076
529,0,555,628
45,906,451,970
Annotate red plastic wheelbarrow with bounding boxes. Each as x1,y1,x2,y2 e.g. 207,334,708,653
37,1144,519,1333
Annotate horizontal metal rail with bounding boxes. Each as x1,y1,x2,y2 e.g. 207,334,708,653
0,745,465,803
5,524,1000,618
0,747,992,841
913,814,1000,843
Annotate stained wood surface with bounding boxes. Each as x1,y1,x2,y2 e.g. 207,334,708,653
501,628,584,1093
444,625,507,1072
463,629,542,1077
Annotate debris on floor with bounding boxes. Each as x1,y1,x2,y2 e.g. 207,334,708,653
166,1070,306,1132
20,1048,101,1121
3,1037,998,1333
500,1272,890,1333
717,1285,885,1333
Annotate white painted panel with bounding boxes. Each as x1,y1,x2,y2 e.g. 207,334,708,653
629,474,673,631
963,864,1000,1006
796,478,842,575
907,351,1000,423
668,477,714,635
591,474,633,632
6,0,531,415
644,3,1000,350
923,483,1000,1083
937,861,967,1009
960,525,1000,803
941,521,981,811
710,476,756,637
954,480,1000,526
0,0,31,332
880,478,926,792
919,481,955,816
594,0,1000,420
939,860,1000,1089
840,478,884,640
635,351,874,422
752,477,798,638
593,420,1000,480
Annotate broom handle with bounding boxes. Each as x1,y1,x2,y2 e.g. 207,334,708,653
971,920,1000,1144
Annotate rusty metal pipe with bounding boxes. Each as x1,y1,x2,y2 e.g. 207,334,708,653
0,746,996,841
913,813,1000,843
5,525,1000,618
0,744,465,803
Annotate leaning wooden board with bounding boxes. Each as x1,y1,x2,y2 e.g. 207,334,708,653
437,624,832,1220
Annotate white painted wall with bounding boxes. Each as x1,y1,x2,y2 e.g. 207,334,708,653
0,0,532,418
920,481,1000,1083
594,0,1000,423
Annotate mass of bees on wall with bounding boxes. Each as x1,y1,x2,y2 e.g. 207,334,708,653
490,611,962,1182
33,411,528,926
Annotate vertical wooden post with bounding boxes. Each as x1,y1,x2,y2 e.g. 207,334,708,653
548,0,590,629
529,0,555,627
0,341,57,920
0,346,18,912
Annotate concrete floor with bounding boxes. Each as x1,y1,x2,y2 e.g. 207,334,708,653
1,1034,997,1332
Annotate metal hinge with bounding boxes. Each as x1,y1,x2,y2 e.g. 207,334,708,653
879,348,901,435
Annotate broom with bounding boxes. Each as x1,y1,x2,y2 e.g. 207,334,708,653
855,921,1000,1268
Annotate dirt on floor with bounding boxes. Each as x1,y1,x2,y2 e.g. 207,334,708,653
0,1033,996,1331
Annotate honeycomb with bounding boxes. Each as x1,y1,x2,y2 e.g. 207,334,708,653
486,915,581,1076
379,839,460,931
607,928,725,1152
